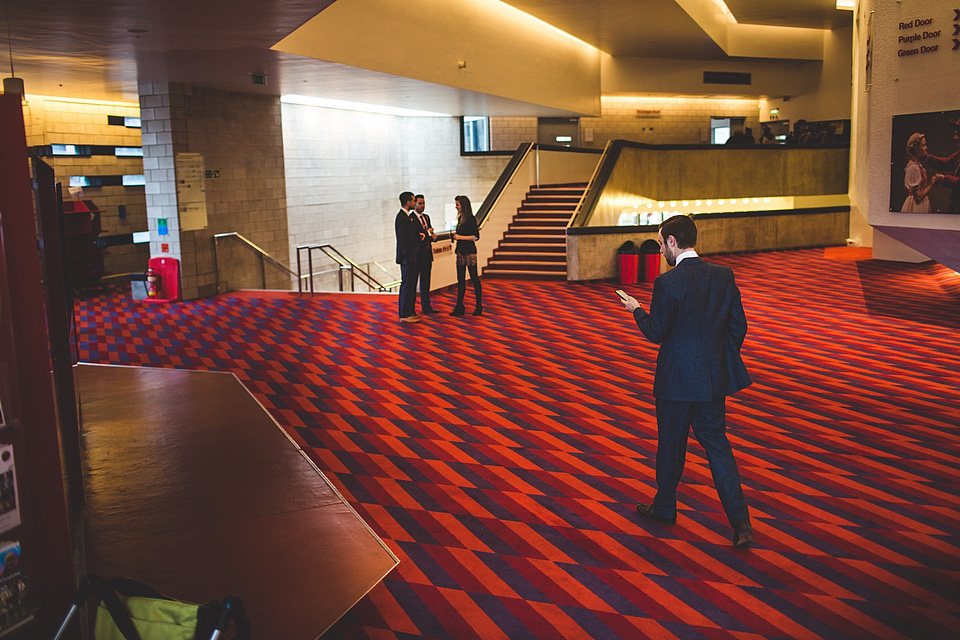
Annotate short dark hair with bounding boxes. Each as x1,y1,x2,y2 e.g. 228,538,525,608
414,194,424,200
659,214,697,249
399,191,415,206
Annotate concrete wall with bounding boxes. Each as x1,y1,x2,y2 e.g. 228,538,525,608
568,210,849,281
490,96,767,148
139,83,288,299
761,26,855,125
851,0,960,269
281,104,508,292
591,145,850,226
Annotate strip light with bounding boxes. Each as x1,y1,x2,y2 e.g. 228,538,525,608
280,94,451,118
28,94,140,108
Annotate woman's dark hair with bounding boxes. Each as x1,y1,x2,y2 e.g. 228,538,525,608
455,195,474,221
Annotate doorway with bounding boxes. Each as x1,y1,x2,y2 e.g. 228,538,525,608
538,117,579,147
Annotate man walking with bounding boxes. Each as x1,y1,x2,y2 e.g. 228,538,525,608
413,194,438,313
395,191,423,323
620,214,754,547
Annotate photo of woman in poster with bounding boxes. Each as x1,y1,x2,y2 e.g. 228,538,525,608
900,133,939,213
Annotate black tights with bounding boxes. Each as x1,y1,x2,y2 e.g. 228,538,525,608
455,263,482,308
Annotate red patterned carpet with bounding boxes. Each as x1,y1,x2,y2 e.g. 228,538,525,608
75,248,960,640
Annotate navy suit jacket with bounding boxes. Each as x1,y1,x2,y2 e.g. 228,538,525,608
395,209,420,265
633,256,751,402
415,212,434,263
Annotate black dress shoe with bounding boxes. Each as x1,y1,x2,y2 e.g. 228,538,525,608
472,306,483,316
732,521,755,547
636,504,676,525
450,306,465,316
422,308,440,314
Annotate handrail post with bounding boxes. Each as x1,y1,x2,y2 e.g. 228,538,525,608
213,235,221,295
307,246,314,295
260,254,266,289
296,246,303,296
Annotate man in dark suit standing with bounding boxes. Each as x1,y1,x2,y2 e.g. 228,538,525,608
412,194,439,313
395,191,423,323
620,214,754,547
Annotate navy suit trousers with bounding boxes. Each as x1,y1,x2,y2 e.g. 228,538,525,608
653,397,749,526
398,261,419,318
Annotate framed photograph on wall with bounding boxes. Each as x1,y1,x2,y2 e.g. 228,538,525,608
889,109,960,214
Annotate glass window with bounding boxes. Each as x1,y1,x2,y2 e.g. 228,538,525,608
710,118,730,145
462,116,490,153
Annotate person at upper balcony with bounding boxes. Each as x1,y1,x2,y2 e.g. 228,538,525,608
759,124,776,145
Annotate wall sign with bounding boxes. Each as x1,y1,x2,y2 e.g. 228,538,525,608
896,5,959,59
175,152,209,231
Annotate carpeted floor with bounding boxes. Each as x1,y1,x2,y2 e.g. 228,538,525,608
75,248,960,639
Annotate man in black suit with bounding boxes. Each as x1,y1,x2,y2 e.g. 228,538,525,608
395,191,423,323
412,194,439,313
620,214,754,547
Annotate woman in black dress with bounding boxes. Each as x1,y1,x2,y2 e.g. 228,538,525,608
450,195,482,316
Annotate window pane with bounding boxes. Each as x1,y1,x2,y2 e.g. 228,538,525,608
463,116,490,153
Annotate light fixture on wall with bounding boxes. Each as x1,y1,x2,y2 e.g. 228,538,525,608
2,0,24,96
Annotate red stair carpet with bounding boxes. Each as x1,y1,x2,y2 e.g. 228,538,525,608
75,248,960,640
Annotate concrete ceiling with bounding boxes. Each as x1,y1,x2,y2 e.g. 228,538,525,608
1,0,851,113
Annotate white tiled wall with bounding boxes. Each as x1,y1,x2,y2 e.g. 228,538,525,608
581,96,762,147
488,96,764,148
491,117,538,151
281,105,508,289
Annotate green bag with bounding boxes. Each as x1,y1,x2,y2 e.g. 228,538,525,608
89,576,249,640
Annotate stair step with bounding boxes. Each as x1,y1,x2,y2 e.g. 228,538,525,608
518,203,578,212
482,269,567,280
511,221,569,229
533,182,587,190
522,196,581,204
485,261,566,272
501,234,565,241
508,223,566,232
491,251,566,262
515,210,573,218
495,243,565,253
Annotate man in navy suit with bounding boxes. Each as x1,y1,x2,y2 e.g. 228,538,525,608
395,191,424,323
620,214,754,547
412,194,439,313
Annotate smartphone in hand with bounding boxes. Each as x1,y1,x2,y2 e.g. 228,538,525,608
615,289,629,301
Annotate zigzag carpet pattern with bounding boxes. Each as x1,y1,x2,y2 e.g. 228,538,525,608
75,248,960,640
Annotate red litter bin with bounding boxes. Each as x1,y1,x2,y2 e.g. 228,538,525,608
640,239,661,282
617,241,639,285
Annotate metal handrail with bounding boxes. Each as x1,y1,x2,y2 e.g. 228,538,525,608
213,232,298,295
296,243,397,294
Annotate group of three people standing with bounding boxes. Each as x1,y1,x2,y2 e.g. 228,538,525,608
395,192,482,323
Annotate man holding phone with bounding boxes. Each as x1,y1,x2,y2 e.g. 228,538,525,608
619,215,754,547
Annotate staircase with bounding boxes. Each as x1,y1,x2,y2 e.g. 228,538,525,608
483,182,586,280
